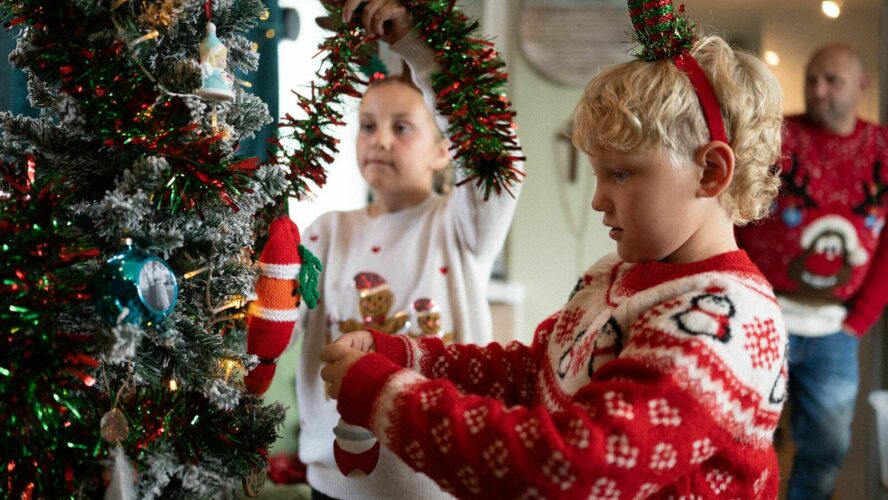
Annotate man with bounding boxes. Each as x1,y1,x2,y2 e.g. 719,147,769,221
737,44,888,500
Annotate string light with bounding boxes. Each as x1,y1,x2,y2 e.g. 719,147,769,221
183,266,209,279
764,51,780,66
168,378,178,391
220,359,242,381
212,295,247,314
130,30,160,47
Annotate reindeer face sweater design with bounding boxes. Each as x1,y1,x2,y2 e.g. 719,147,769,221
337,251,788,499
737,115,888,334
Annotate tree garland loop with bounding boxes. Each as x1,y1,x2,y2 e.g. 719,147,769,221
275,0,524,201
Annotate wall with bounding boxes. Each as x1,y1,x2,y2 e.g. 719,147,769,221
505,6,613,341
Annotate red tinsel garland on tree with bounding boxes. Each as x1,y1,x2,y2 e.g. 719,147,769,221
273,0,523,201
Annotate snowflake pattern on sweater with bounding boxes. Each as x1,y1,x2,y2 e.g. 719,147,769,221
337,251,787,499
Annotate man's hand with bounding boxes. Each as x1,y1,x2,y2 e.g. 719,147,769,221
343,0,413,45
320,342,368,399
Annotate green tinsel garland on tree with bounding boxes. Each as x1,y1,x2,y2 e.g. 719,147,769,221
274,0,523,201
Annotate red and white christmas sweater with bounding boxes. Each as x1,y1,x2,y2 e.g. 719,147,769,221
736,115,888,335
337,250,788,499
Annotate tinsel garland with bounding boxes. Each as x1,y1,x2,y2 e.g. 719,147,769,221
0,157,105,497
273,0,523,201
627,0,697,61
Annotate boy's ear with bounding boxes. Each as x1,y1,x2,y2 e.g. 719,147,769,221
694,141,735,198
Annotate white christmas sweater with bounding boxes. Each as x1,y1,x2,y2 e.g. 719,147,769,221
294,31,522,499
338,251,788,499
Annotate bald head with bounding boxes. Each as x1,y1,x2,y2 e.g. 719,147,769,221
804,44,869,135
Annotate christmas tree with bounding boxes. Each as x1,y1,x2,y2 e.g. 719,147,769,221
0,0,301,497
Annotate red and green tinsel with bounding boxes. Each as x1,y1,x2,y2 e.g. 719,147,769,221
628,0,698,61
1,156,105,497
275,0,523,200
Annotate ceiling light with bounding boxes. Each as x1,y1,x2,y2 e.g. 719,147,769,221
822,0,842,18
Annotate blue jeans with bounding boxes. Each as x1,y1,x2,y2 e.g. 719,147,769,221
786,332,860,500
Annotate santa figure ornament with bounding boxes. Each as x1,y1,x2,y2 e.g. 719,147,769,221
244,216,321,395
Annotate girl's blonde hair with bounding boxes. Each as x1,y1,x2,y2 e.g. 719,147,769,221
572,36,783,225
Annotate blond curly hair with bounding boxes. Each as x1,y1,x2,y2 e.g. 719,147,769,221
572,36,783,225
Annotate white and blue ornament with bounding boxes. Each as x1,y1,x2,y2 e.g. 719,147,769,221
98,239,178,326
196,22,235,101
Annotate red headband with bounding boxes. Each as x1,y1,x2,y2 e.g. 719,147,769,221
672,51,729,143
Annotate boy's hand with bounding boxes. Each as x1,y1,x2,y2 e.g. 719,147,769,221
343,0,413,45
335,330,376,353
320,342,367,399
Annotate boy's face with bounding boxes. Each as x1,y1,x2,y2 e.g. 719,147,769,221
588,144,706,263
357,82,448,201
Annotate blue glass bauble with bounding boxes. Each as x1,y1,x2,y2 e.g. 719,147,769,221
98,240,178,326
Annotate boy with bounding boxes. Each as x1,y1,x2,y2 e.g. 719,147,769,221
323,1,787,497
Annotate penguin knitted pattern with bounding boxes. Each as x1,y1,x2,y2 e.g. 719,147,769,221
337,250,788,499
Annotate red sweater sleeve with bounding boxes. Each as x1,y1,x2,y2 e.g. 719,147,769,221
370,315,557,404
339,358,748,499
845,223,888,334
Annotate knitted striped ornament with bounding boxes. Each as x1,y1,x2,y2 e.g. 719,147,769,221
244,216,321,395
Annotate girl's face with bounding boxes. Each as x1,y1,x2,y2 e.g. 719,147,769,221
356,81,449,211
588,144,714,264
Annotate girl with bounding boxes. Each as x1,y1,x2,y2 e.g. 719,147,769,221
295,3,522,498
